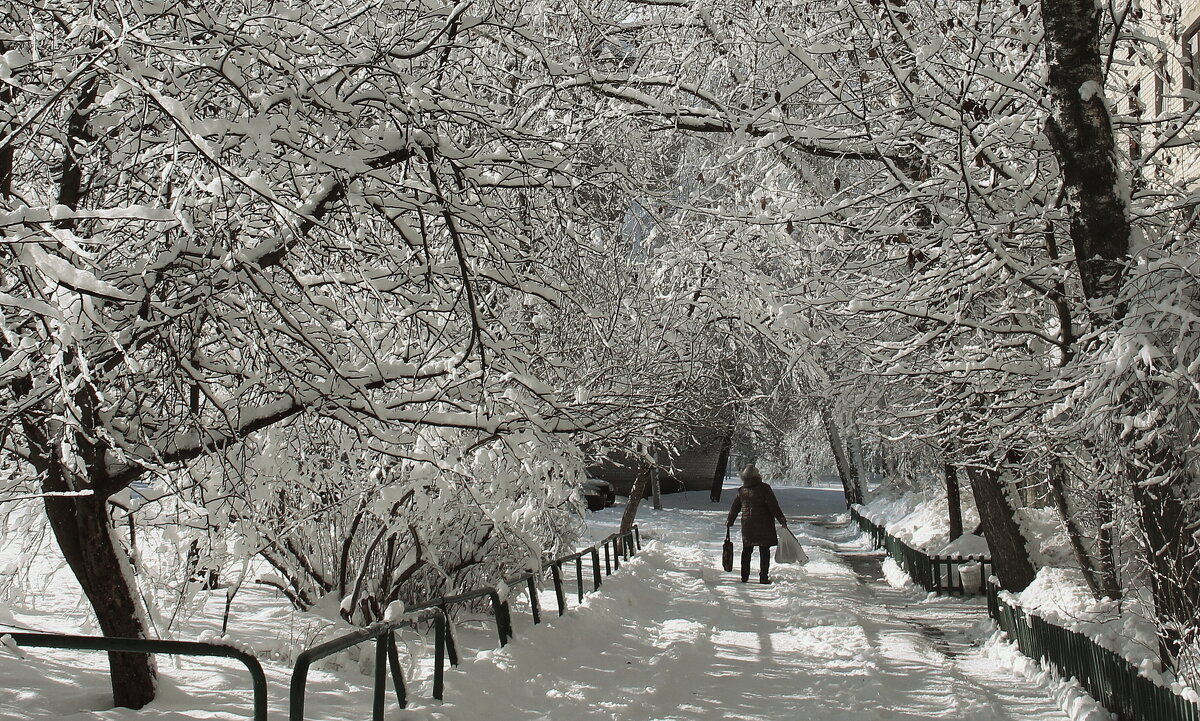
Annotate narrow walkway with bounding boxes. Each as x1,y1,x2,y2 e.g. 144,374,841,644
429,487,1074,721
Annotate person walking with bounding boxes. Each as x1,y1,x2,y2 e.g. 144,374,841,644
726,464,788,584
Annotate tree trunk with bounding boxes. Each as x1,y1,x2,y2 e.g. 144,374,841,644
1046,458,1105,599
847,435,862,494
1129,450,1200,674
710,431,732,503
967,465,1036,592
819,406,860,506
1095,490,1121,599
1041,0,1200,676
11,339,158,708
1041,0,1131,312
650,465,663,511
619,464,651,535
883,445,899,487
944,462,963,542
0,40,12,200
850,422,867,483
43,491,157,708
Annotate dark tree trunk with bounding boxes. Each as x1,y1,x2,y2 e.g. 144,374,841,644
847,434,862,494
944,462,963,542
9,302,158,708
1095,491,1121,599
819,407,860,507
1042,0,1199,676
1046,458,1105,599
34,77,158,708
0,40,12,200
25,405,158,710
710,431,732,503
43,491,157,708
619,464,651,535
967,466,1036,592
1129,451,1200,673
1041,0,1131,312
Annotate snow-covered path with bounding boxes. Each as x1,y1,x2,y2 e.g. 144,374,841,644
2,486,1093,721
430,486,1076,721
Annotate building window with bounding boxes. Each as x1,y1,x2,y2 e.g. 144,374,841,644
1183,20,1200,98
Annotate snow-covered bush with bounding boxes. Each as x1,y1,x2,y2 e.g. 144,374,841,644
185,418,583,625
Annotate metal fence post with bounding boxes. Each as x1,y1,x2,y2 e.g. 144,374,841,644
432,612,447,699
386,632,406,710
589,547,602,592
526,576,541,625
372,633,388,721
550,563,566,615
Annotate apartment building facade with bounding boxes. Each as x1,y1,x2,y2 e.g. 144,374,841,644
1124,0,1200,191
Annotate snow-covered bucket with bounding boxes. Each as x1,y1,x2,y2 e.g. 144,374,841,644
957,561,983,594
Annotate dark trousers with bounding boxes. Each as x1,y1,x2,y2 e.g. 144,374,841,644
740,545,771,582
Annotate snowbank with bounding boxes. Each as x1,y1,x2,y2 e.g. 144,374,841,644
863,486,1196,699
858,486,983,555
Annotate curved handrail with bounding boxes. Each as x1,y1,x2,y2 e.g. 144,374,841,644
289,523,641,714
7,632,267,721
8,524,643,720
288,608,447,721
412,586,510,647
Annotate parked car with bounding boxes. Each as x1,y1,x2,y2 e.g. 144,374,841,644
582,477,616,511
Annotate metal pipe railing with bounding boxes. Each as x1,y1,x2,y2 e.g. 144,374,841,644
288,607,447,721
6,632,268,721
12,524,643,721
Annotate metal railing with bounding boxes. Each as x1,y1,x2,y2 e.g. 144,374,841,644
500,570,544,626
288,524,642,716
850,506,992,595
552,547,603,606
3,632,268,721
988,580,1200,721
4,525,643,720
288,608,448,721
851,505,1199,720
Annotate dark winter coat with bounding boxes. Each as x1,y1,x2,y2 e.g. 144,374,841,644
726,478,787,546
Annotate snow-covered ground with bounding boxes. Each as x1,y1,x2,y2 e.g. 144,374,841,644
1,484,1108,720
857,486,1196,700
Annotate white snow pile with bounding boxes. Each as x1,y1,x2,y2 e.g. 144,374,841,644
858,486,984,555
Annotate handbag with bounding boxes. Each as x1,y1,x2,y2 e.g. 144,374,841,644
722,527,734,572
775,526,808,564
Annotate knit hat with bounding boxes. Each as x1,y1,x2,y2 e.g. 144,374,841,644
740,464,762,482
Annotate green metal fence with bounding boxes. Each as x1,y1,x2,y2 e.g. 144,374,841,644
987,581,1200,721
851,505,1200,721
5,525,642,720
850,506,992,595
2,632,268,721
287,524,643,718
